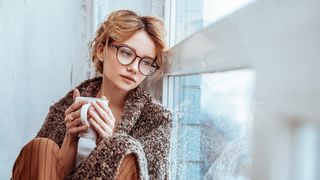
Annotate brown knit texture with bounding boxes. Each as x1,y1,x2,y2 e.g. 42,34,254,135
36,76,172,180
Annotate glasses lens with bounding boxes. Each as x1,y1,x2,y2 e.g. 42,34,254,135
139,58,158,76
117,46,135,65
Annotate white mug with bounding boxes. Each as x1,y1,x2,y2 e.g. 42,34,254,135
75,97,109,139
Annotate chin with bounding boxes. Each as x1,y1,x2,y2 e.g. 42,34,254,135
116,81,137,92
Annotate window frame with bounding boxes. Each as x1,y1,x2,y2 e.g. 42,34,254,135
162,0,320,180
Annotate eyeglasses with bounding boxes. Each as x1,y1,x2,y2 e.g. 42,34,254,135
111,44,160,76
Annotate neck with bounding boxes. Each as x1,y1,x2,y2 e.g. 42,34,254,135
96,77,128,112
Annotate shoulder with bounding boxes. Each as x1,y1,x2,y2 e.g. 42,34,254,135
131,99,172,140
50,76,102,109
133,86,172,124
140,99,173,128
146,100,172,119
76,76,102,89
75,76,102,96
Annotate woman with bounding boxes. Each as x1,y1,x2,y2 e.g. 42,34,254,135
12,10,172,180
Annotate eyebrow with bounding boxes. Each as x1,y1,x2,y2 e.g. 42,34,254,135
116,43,156,60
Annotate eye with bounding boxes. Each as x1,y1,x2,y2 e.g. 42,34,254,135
141,59,153,66
119,47,133,58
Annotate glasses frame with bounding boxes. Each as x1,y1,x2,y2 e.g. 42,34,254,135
111,44,160,76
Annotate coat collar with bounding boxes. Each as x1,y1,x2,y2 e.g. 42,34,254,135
77,76,151,134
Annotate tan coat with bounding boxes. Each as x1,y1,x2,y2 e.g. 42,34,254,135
36,76,172,179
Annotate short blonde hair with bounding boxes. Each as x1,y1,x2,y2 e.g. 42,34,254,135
89,10,167,80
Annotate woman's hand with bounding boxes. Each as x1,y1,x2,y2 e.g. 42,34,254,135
88,96,116,145
64,89,89,142
60,88,89,176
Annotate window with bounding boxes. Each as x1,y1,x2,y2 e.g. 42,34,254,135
164,1,256,179
164,0,320,180
167,0,254,45
167,70,255,179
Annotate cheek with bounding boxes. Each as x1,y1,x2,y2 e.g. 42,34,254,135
137,74,147,83
103,56,120,74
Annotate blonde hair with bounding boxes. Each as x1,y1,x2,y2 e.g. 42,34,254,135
89,10,167,80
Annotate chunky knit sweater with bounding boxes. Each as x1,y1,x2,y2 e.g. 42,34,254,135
36,76,172,180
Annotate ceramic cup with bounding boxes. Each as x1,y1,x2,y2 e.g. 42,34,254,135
75,97,108,139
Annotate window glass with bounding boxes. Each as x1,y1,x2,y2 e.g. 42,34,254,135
174,0,254,43
169,69,255,180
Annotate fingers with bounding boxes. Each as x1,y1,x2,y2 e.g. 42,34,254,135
101,96,107,100
65,116,89,136
64,92,115,140
88,109,109,130
64,109,81,123
97,100,115,122
65,99,87,116
73,88,80,102
68,124,89,135
63,88,89,138
65,88,84,115
97,97,110,113
65,117,81,129
89,117,112,139
87,98,115,140
91,101,115,128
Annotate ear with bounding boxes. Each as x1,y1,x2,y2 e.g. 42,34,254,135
96,43,105,62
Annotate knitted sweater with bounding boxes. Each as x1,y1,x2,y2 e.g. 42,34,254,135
36,76,172,180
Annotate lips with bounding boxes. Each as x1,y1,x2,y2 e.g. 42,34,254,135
120,75,136,83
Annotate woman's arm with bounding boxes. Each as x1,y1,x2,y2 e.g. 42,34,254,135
59,133,79,176
37,88,90,176
67,133,149,179
59,89,90,175
66,107,173,180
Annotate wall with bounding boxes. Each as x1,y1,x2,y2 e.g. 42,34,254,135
0,0,164,178
0,0,96,178
165,0,320,179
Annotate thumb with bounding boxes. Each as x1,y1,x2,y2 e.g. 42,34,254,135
101,96,107,100
73,88,80,102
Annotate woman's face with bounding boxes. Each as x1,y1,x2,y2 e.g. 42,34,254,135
98,30,157,92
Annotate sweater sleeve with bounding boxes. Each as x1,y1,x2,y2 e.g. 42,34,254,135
66,110,173,180
36,90,73,147
36,77,97,146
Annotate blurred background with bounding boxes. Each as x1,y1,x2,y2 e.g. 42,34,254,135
0,0,319,179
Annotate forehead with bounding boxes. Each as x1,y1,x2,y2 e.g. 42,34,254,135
119,30,157,59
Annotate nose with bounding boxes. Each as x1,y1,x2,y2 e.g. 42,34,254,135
126,57,141,74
